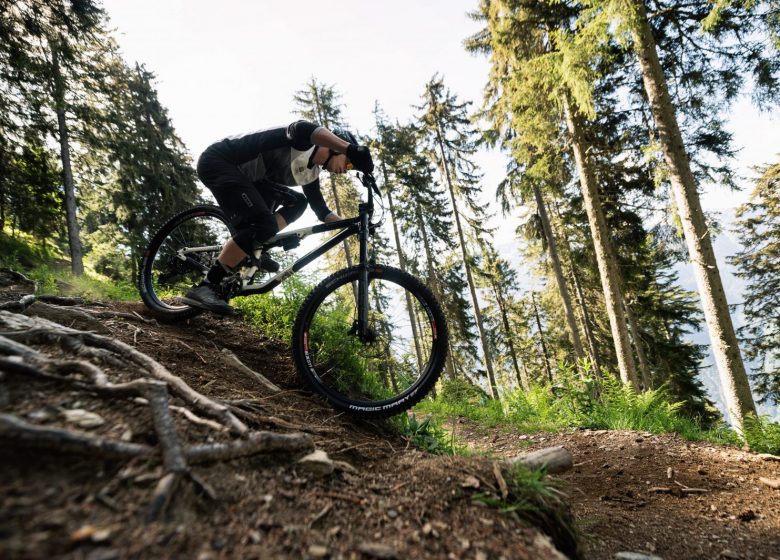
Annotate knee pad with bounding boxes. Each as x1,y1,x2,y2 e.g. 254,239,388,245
232,215,279,254
278,192,307,224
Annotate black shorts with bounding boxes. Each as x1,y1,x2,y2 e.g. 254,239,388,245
196,145,307,252
197,145,277,228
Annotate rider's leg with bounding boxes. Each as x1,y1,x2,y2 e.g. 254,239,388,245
187,148,281,314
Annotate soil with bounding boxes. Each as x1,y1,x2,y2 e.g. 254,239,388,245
0,294,571,560
453,419,780,559
1,284,779,560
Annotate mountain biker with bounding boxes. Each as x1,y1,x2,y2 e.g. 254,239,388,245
183,120,374,315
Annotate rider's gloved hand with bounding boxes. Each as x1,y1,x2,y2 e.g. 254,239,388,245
346,144,374,174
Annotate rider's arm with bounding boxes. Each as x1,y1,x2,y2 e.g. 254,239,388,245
310,127,351,154
302,179,335,222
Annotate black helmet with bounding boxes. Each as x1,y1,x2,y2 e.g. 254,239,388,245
332,127,357,146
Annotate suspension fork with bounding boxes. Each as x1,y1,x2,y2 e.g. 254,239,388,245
357,203,371,337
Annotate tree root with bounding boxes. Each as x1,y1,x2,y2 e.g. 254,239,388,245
0,309,315,523
219,348,281,393
0,311,248,435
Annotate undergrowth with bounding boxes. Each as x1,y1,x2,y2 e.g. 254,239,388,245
1,231,136,301
418,362,756,450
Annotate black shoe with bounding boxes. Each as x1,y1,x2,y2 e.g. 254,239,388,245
182,283,234,316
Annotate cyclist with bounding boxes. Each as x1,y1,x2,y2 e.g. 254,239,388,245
183,120,374,315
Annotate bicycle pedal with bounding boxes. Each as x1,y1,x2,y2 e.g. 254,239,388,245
259,253,280,273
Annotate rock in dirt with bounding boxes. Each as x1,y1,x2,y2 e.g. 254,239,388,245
297,450,334,477
307,544,328,558
614,553,663,560
62,409,105,429
70,525,112,543
508,446,573,474
759,477,780,489
460,475,481,489
357,542,397,559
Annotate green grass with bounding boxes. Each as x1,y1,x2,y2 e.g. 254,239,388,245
419,370,747,450
1,230,137,301
743,415,780,455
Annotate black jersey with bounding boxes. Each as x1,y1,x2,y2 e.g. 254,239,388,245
210,120,331,220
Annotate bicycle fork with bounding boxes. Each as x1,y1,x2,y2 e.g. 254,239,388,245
353,203,373,342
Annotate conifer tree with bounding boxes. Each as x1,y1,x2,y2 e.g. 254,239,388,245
475,241,530,390
467,0,640,388
417,75,500,398
577,0,764,430
294,78,359,269
80,55,200,279
732,160,780,405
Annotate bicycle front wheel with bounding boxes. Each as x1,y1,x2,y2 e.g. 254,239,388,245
139,205,234,321
292,265,448,417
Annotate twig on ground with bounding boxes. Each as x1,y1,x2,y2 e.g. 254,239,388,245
219,348,281,393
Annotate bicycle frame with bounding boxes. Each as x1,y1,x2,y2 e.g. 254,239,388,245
228,173,378,337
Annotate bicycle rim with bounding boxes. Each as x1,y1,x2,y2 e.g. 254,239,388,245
297,267,445,415
144,209,232,313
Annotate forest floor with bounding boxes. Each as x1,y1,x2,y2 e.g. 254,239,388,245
0,293,572,560
1,285,778,559
452,419,780,559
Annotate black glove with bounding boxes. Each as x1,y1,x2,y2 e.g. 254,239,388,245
346,144,374,174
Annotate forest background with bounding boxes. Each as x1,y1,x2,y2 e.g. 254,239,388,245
3,0,780,436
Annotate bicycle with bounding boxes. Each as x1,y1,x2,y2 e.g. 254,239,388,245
138,172,448,417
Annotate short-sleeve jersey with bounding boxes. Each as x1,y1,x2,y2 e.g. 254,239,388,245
212,120,332,219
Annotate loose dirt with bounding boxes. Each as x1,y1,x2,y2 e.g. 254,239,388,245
0,297,571,560
454,418,780,559
2,286,779,559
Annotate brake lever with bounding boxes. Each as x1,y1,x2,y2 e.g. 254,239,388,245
360,173,381,197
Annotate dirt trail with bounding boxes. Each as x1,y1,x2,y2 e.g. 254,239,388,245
0,297,572,560
454,418,780,559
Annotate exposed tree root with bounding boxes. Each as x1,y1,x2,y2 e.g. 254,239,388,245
0,305,315,523
0,310,248,435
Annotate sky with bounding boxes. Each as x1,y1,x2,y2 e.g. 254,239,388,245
101,0,780,209
102,0,780,416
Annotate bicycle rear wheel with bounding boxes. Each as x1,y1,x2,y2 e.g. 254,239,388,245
139,205,234,321
292,264,448,417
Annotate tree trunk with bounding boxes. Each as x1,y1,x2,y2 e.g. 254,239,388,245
627,0,756,431
531,291,554,384
533,184,586,367
562,95,638,389
550,198,603,375
311,89,354,269
569,264,602,376
492,279,529,390
416,206,455,381
381,162,424,374
434,129,499,399
624,299,652,390
51,38,83,276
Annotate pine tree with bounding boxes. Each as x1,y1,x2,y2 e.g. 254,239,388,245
80,55,200,280
580,0,761,431
467,0,639,388
293,78,360,269
732,161,780,405
417,75,500,398
475,241,531,390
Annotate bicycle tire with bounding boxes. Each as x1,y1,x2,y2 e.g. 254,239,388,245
292,264,448,417
138,205,234,321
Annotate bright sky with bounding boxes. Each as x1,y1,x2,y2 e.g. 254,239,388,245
102,0,780,216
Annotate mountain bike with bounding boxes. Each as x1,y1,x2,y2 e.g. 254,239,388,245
138,172,448,417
